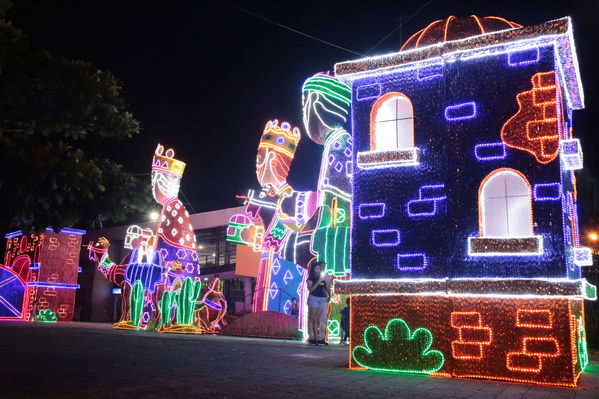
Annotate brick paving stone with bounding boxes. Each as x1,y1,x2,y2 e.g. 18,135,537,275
0,321,598,398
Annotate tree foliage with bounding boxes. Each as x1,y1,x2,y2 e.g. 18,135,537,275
0,19,150,231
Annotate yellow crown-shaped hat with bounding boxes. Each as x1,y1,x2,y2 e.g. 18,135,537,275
258,120,301,158
152,144,186,177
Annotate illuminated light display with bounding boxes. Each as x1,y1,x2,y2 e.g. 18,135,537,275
417,64,443,81
506,337,561,372
302,73,356,341
157,290,175,329
444,101,477,121
516,309,553,329
124,225,153,249
407,184,446,217
358,202,386,219
335,278,596,299
356,83,382,101
474,142,508,161
508,47,540,67
369,92,414,151
348,295,587,387
27,282,79,289
0,266,27,320
573,247,593,267
4,231,23,239
352,318,445,373
560,139,583,170
356,148,420,169
501,71,561,164
87,237,163,330
400,16,522,52
371,229,400,247
85,143,205,333
129,280,144,330
228,119,316,323
332,14,593,387
451,311,492,360
576,316,588,370
533,183,562,201
396,253,428,271
152,144,199,283
196,278,228,333
467,236,544,256
34,308,57,323
2,229,84,322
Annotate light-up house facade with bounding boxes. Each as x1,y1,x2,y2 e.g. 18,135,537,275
334,16,595,387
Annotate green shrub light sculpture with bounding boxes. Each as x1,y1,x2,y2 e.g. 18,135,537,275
34,309,58,323
353,318,445,374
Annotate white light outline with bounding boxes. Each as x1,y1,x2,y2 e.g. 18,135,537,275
467,235,544,256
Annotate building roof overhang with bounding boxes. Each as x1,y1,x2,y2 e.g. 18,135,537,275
335,17,584,109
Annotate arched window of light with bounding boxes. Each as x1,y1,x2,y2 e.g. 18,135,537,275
370,92,414,151
479,168,533,237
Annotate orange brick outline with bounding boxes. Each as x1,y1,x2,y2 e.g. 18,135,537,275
451,311,493,360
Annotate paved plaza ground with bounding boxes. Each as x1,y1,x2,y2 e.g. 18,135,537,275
0,322,598,398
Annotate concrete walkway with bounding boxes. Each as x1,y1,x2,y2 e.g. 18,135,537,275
0,321,597,398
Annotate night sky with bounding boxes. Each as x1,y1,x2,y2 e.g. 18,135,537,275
8,0,599,218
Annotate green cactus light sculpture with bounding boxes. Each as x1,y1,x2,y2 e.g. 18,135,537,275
130,280,144,328
174,277,202,325
158,290,175,328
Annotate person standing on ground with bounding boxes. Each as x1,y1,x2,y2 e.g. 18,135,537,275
306,261,330,346
289,297,299,320
340,297,350,344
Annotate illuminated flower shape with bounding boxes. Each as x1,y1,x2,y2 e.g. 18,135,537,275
353,318,444,374
176,248,188,260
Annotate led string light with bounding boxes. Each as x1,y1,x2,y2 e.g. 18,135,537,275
369,92,415,151
2,229,85,322
444,101,477,121
352,317,445,373
356,148,420,170
358,202,386,220
407,184,446,217
474,142,508,161
501,71,562,164
417,63,444,81
335,278,595,299
560,139,583,170
516,309,553,329
508,47,540,67
370,229,401,248
451,311,493,360
396,253,429,272
348,295,586,387
533,183,562,201
356,83,382,101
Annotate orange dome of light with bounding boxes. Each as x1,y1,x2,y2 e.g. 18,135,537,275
401,15,522,51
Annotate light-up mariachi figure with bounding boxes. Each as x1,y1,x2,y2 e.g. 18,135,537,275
302,72,352,342
151,144,200,284
227,120,319,316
